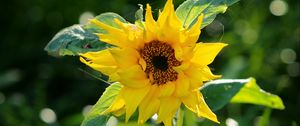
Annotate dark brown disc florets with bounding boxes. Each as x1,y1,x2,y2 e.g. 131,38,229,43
139,41,181,85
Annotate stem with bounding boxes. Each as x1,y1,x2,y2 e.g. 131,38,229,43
258,107,272,126
177,107,184,126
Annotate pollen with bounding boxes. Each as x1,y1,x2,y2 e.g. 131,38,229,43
139,41,181,85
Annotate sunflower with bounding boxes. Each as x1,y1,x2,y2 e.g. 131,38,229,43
80,0,227,125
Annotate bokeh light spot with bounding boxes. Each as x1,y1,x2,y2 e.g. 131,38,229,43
82,105,93,116
151,113,158,121
40,108,57,124
242,28,258,44
277,75,290,92
287,62,300,77
234,20,248,36
0,92,5,104
107,116,118,126
234,20,257,44
79,11,94,24
280,48,296,64
206,20,224,37
0,69,22,87
11,93,25,106
269,0,288,16
226,118,238,126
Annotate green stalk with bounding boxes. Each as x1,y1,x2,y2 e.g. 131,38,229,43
258,107,272,126
177,107,184,126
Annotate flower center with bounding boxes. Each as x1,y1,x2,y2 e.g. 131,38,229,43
139,41,181,85
152,56,168,71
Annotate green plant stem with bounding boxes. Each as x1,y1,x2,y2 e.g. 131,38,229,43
177,107,184,126
258,107,272,126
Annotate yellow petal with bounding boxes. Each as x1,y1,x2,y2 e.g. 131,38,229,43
109,47,140,68
183,63,220,90
156,0,182,45
113,107,125,117
157,0,181,28
198,92,219,123
157,0,172,26
138,85,160,124
173,62,190,73
159,82,175,97
114,19,144,48
182,91,219,123
113,18,127,30
156,96,181,123
81,63,117,79
183,63,203,90
90,19,121,34
181,91,199,114
90,19,127,47
101,91,125,115
175,73,190,97
158,16,180,44
201,66,222,81
80,49,117,76
191,43,228,66
189,80,203,91
139,57,147,71
80,49,116,65
108,73,120,82
145,4,158,41
162,117,173,126
172,42,184,61
122,86,151,122
187,14,204,44
181,42,196,61
118,65,149,88
96,33,124,47
188,14,204,34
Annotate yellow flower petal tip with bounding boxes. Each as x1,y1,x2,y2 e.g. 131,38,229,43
80,0,225,125
220,43,229,47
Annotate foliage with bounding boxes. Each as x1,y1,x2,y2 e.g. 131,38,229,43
44,12,126,56
42,0,285,125
1,0,299,125
176,0,239,28
82,78,284,125
81,82,122,126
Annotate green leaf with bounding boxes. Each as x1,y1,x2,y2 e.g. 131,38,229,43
201,77,285,111
134,4,145,28
176,0,239,28
81,82,123,126
183,109,198,126
44,25,110,56
135,4,144,22
45,12,126,57
231,78,285,110
118,122,152,126
201,78,246,111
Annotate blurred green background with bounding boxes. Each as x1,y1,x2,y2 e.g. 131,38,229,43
0,0,299,126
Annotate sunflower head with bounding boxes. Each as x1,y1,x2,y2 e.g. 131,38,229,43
80,0,227,125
